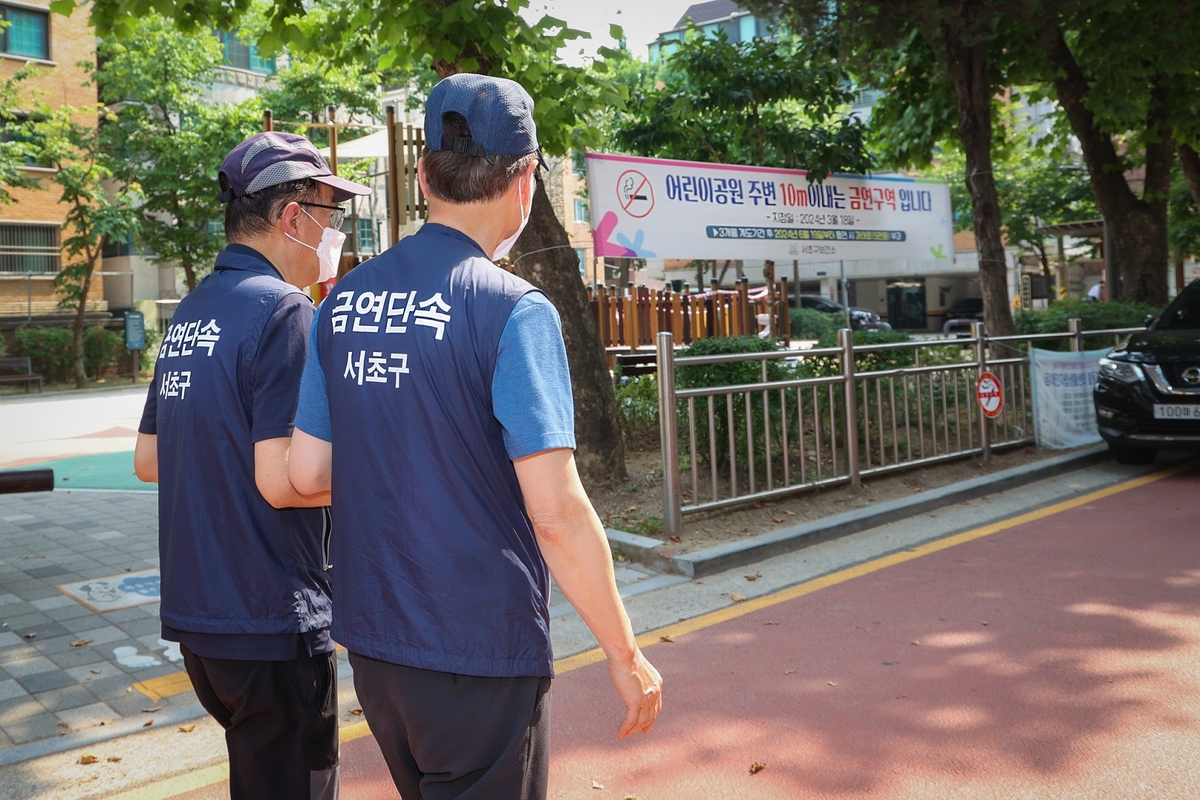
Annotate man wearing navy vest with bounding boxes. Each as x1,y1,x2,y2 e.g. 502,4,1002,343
134,132,370,800
289,74,662,799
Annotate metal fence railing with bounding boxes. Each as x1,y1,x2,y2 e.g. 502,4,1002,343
656,320,1145,536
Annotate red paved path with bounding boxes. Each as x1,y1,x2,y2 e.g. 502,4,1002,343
175,465,1200,798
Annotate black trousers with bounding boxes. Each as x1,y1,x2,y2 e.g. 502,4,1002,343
181,644,340,800
349,651,551,800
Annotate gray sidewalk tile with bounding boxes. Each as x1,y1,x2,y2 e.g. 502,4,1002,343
46,647,106,670
2,713,67,744
22,566,69,580
64,662,122,684
55,701,117,730
2,656,56,678
33,684,95,713
44,603,94,622
59,616,122,636
0,632,20,649
0,645,40,666
0,695,44,724
84,675,135,702
100,607,150,624
116,618,162,638
15,670,75,694
14,622,69,641
105,692,158,717
28,595,74,612
0,680,25,702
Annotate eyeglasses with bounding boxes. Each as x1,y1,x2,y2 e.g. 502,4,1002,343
300,202,346,229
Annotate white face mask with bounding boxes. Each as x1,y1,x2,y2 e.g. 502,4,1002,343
492,173,535,261
287,207,346,282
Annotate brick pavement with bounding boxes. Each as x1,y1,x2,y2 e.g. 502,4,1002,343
0,488,666,756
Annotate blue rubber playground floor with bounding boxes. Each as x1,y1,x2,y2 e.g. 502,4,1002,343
17,451,151,492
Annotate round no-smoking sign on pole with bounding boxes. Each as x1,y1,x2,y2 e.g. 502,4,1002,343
976,372,1004,418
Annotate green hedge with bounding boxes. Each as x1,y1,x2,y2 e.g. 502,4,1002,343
12,326,133,382
1014,299,1157,351
613,372,660,451
789,307,840,341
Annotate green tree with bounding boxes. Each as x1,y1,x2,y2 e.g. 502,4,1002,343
746,0,1023,336
0,65,39,204
81,0,634,485
926,102,1098,289
1026,0,1200,306
610,31,871,176
29,104,140,388
96,15,262,292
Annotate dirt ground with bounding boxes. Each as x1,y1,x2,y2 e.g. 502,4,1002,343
588,443,1082,554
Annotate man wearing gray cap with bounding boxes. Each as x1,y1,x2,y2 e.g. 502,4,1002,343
133,131,370,800
289,74,662,799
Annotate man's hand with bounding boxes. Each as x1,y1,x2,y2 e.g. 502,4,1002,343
608,648,662,738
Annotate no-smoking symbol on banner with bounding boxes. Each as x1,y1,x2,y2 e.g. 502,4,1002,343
976,372,1004,418
617,170,654,218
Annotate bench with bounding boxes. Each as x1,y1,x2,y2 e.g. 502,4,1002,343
0,357,43,392
614,352,659,379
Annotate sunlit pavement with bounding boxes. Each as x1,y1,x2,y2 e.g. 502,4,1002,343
149,460,1200,799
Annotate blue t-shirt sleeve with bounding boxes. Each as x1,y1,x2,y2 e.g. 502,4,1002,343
493,293,576,460
138,381,157,435
294,311,332,442
249,293,315,443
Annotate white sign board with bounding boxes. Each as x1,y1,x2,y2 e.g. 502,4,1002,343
587,153,954,263
1030,348,1106,449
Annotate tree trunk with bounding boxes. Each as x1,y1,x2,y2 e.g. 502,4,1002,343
512,180,628,488
944,34,1015,336
1039,29,1169,306
1179,144,1200,215
72,266,92,389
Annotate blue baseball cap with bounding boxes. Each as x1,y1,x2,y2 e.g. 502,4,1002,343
217,132,371,203
424,74,548,169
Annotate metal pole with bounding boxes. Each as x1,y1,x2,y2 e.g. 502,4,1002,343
1068,317,1082,353
385,105,400,248
657,332,683,538
973,320,991,465
1103,218,1116,301
840,259,850,330
839,327,861,492
327,105,338,176
263,108,273,132
26,274,32,322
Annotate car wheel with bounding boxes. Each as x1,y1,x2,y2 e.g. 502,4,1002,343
1108,442,1156,465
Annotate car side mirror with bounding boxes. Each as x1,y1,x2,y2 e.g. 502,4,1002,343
1144,314,1156,328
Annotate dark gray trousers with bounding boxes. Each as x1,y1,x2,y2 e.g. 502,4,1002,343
181,645,340,800
349,651,551,800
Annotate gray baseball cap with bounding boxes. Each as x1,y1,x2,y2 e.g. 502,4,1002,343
217,132,371,203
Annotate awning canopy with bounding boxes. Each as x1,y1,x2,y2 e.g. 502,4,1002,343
318,129,390,161
1034,219,1105,237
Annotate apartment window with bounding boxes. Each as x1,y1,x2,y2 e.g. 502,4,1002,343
0,5,49,60
573,199,589,223
218,31,276,75
0,223,59,273
0,113,48,167
101,231,134,258
356,218,375,253
571,150,586,177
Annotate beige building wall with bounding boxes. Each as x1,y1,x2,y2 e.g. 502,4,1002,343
0,1,102,317
544,152,600,285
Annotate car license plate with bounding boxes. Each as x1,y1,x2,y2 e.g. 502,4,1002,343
1153,404,1200,419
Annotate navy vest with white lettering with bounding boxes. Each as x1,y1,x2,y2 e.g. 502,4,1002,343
153,245,331,638
317,223,550,678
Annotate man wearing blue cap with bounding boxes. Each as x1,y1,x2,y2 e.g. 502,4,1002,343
134,131,370,800
289,74,662,798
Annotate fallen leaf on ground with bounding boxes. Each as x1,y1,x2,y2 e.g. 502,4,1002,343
785,510,796,516
99,719,115,726
730,593,746,602
90,669,101,675
178,724,196,733
744,572,761,581
750,762,766,774
659,635,675,643
107,756,121,763
616,554,626,562
142,707,162,713
763,620,779,626
57,721,69,729
23,632,36,639
785,669,796,675
669,535,682,543
981,621,989,626
78,754,98,765
772,517,784,523
142,720,153,728
350,707,364,716
910,640,920,646
70,639,92,647
592,779,604,789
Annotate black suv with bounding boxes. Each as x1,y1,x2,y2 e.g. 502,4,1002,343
1094,281,1200,463
795,294,892,331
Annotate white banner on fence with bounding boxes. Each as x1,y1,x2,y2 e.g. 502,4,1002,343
585,153,954,263
1030,347,1107,449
